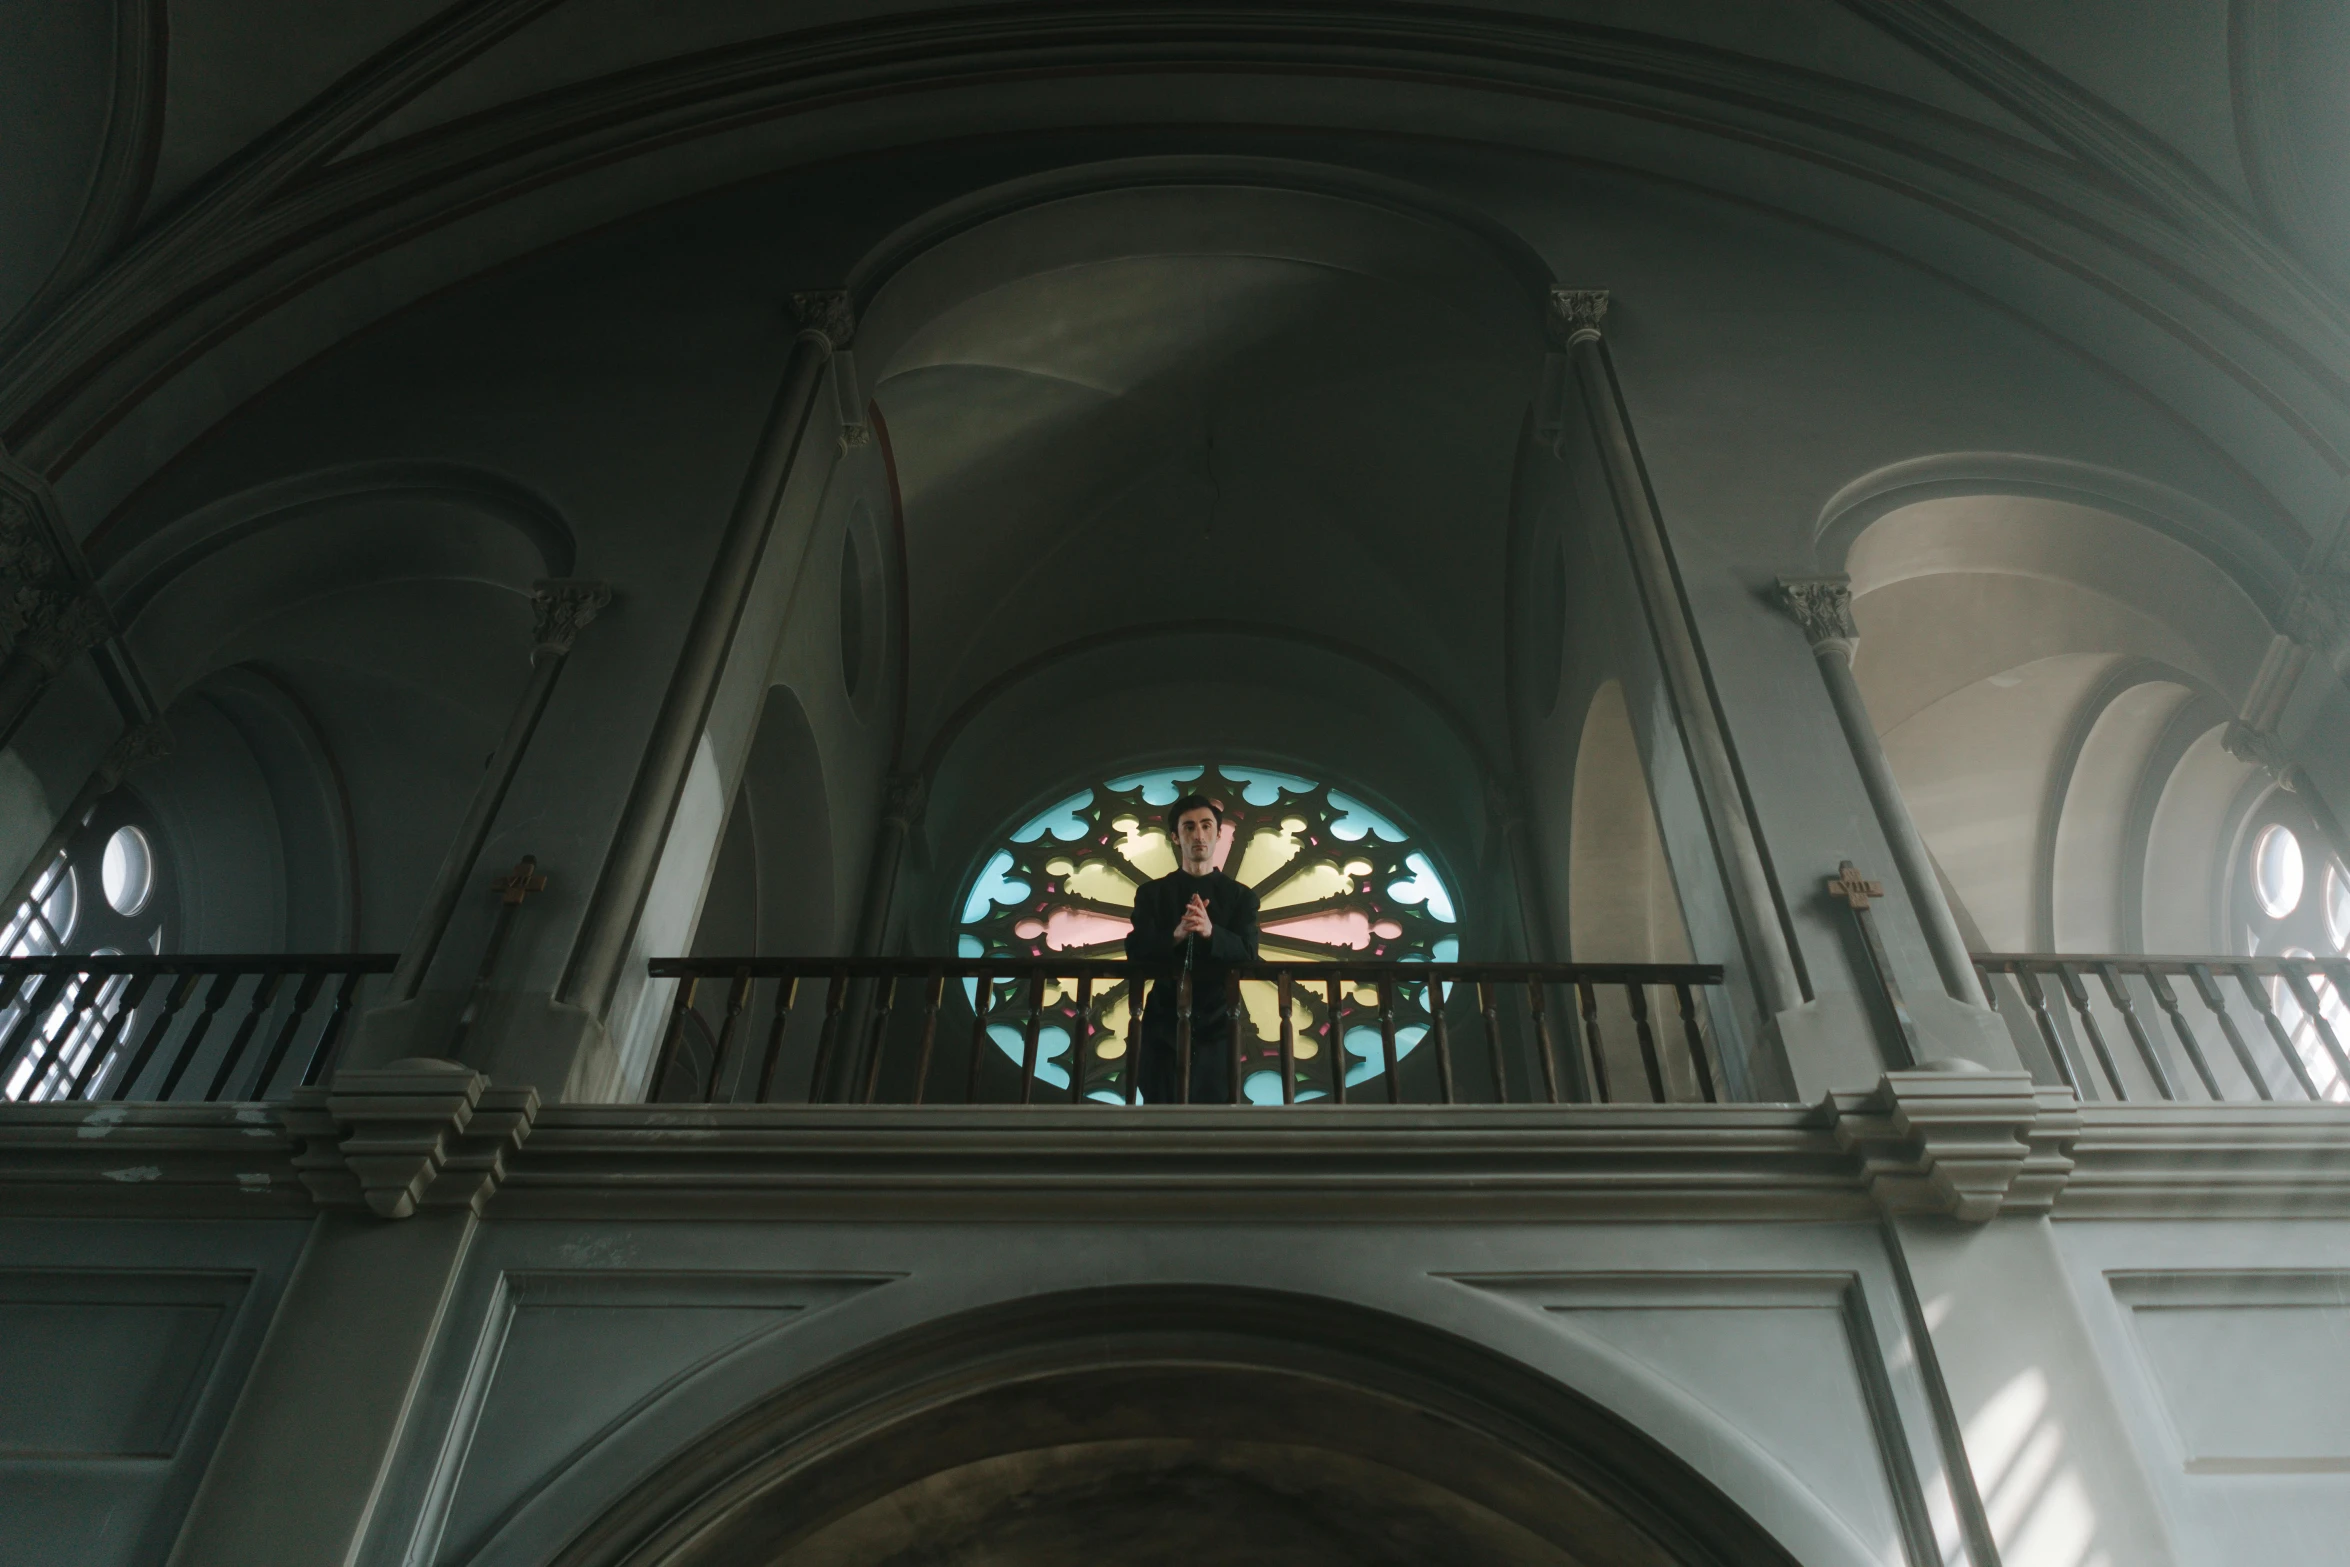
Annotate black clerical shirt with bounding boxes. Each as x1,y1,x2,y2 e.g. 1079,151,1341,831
1124,868,1260,1040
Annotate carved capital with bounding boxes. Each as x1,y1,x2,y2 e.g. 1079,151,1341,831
881,770,929,829
284,1057,538,1219
2222,718,2294,784
2284,568,2350,666
94,723,172,792
11,588,112,672
791,290,856,349
1776,575,1859,654
1546,288,1609,349
0,494,60,582
531,578,612,656
1822,1070,2077,1220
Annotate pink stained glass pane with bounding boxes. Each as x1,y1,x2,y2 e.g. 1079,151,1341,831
1262,910,1372,950
1020,907,1134,951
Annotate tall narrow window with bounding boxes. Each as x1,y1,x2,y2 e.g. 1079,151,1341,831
1,795,171,1102
2237,796,2350,1101
957,762,1457,1101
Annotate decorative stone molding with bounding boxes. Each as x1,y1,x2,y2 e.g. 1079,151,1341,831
1775,575,1859,655
284,1057,537,1219
1821,1070,2079,1220
94,721,172,790
881,770,929,830
2283,567,2350,664
791,289,856,349
1545,288,1609,348
530,577,612,657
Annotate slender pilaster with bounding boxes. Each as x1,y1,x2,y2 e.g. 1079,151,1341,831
1779,576,1980,1004
1555,289,1804,1022
388,579,610,1003
853,770,928,957
560,292,852,1018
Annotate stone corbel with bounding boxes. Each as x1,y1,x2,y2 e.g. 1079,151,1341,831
284,1057,537,1218
1822,1069,2079,1220
2224,566,2350,781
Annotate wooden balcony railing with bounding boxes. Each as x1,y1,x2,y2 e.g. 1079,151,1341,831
0,954,393,1104
643,956,1731,1106
1974,953,2350,1104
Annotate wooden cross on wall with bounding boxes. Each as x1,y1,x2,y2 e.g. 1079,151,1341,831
1827,864,1884,911
490,858,547,906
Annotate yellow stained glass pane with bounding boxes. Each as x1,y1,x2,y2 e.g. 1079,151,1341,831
1259,859,1373,911
1096,989,1130,1058
1257,939,1339,965
1111,816,1176,880
1233,817,1308,888
1238,979,1318,1057
1047,856,1138,908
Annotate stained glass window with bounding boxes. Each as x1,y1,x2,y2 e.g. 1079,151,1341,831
957,762,1459,1102
2238,798,2350,1102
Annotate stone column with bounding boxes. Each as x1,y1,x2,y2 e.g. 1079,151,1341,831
387,579,611,1004
852,770,928,958
1554,289,1804,1021
0,721,171,913
1778,576,1979,1003
559,292,852,1018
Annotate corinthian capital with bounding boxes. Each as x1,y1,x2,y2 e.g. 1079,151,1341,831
791,290,856,350
11,588,112,672
882,770,929,829
1776,575,1859,654
1546,288,1609,349
531,578,612,657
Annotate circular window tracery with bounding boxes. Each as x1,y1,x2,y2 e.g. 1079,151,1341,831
957,762,1459,1102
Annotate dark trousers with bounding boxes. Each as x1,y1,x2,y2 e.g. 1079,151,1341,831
1138,1025,1234,1104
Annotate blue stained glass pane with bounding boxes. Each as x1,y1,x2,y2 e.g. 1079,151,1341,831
1011,789,1093,843
1327,790,1407,843
1224,767,1316,806
1433,937,1460,962
1242,1070,1288,1104
1387,853,1455,923
961,851,1029,923
1341,1023,1427,1085
988,1023,1070,1089
958,934,984,1009
1105,765,1203,805
1086,1088,1127,1104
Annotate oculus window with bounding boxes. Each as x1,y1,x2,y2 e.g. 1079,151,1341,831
2236,795,2350,1102
957,762,1457,1102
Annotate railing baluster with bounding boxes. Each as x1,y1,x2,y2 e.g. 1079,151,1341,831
860,975,899,1104
247,970,327,1099
2145,969,2223,1100
1325,974,1347,1105
965,968,993,1104
755,974,800,1103
1528,978,1561,1105
205,971,284,1101
21,971,106,1100
2097,965,2175,1101
807,971,848,1103
910,971,943,1105
1018,971,1044,1105
1228,970,1245,1105
1627,983,1666,1102
1277,969,1297,1105
1674,983,1717,1103
1121,976,1141,1106
1428,974,1455,1105
1068,975,1094,1104
303,967,370,1087
1377,973,1400,1105
710,967,753,1102
113,971,199,1100
2279,963,2350,1095
2236,963,2323,1100
157,973,240,1100
69,972,157,1099
2055,963,2127,1100
1175,961,1194,1106
0,970,72,1086
2011,967,2083,1093
1574,980,1608,1103
2187,963,2270,1099
1478,980,1507,1102
648,975,699,1104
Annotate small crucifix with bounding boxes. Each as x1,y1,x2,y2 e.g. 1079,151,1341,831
490,858,548,906
1827,860,1921,1069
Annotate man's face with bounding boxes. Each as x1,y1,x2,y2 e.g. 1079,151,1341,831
1174,807,1220,873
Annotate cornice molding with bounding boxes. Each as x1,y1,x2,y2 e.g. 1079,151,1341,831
5,3,2349,488
7,1093,2348,1223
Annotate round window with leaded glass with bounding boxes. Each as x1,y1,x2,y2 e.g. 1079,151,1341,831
956,763,1459,1101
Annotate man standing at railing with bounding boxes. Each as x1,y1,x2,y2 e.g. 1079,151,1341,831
1125,793,1260,1103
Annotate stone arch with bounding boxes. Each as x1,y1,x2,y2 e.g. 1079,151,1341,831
538,1287,1812,1567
